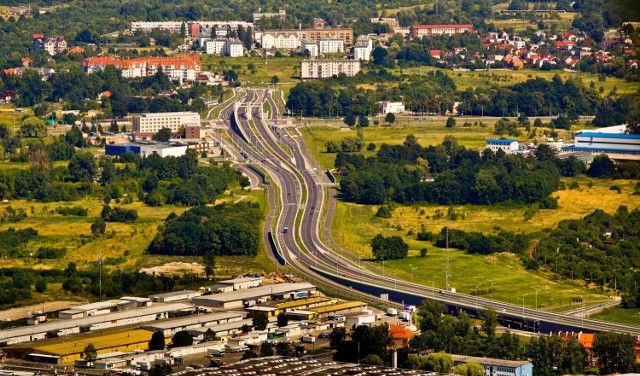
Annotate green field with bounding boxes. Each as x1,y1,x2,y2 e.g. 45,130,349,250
200,55,301,97
591,306,640,327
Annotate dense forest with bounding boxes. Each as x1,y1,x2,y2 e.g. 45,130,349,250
148,202,262,257
334,135,572,206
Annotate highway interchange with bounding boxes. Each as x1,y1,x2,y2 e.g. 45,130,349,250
215,88,640,337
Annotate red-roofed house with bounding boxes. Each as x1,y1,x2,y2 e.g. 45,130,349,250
389,324,413,349
430,50,442,59
68,47,85,54
21,58,32,67
82,55,201,82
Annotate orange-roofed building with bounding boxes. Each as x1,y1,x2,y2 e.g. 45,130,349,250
68,47,85,54
81,55,201,82
21,58,32,67
389,324,413,349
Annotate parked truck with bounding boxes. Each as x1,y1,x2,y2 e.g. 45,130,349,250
398,311,411,321
386,308,398,316
302,335,316,344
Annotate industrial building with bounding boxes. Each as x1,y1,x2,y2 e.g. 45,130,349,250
276,296,334,311
311,301,368,319
451,355,533,376
58,301,118,319
141,311,245,337
378,101,405,114
192,283,316,309
149,290,200,303
199,356,434,375
561,129,640,161
105,142,190,158
3,329,158,364
0,303,192,347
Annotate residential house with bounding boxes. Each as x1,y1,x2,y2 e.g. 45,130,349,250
353,35,373,61
33,34,67,55
410,24,473,38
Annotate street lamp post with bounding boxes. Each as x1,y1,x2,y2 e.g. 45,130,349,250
518,293,528,320
431,276,438,296
474,284,482,298
380,259,386,277
394,269,398,291
535,288,539,310
487,280,496,301
410,265,418,283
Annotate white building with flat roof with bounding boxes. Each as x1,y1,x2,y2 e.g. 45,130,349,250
132,112,200,135
486,138,519,154
301,59,361,80
224,39,244,57
318,38,344,54
149,290,200,303
378,101,405,114
354,35,373,61
192,282,316,309
301,40,319,58
205,39,227,54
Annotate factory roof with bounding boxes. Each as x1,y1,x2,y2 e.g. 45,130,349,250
311,301,367,314
219,276,262,285
576,132,640,140
0,303,192,340
141,311,245,330
451,354,532,368
486,138,518,144
193,283,315,303
149,290,199,299
277,297,331,309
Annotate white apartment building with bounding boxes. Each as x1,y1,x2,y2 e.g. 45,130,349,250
354,35,373,61
319,38,344,54
205,39,227,54
301,59,361,80
301,40,319,58
224,39,244,57
132,112,200,135
378,101,405,114
260,31,301,49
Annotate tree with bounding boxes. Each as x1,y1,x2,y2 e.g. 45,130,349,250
592,331,636,374
446,116,456,128
372,47,388,65
35,278,47,293
344,113,356,126
252,311,268,330
66,125,86,147
171,331,193,347
203,251,216,280
417,300,445,332
203,328,217,342
68,151,97,182
148,331,166,350
20,117,47,138
260,341,274,356
152,128,172,142
425,352,454,372
586,154,616,178
384,112,396,126
359,115,369,127
271,75,279,85
277,312,289,327
455,361,484,376
330,327,347,349
91,219,106,236
479,308,497,338
276,342,296,356
83,343,98,363
362,354,384,366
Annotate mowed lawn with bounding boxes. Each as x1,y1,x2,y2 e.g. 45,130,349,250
591,306,640,327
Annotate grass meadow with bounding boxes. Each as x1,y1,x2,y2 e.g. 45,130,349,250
591,306,640,327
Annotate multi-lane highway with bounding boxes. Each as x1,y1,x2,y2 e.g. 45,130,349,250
217,88,640,337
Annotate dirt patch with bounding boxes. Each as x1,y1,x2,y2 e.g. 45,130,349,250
0,300,80,320
139,262,204,276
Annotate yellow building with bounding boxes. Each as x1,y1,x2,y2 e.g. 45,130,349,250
4,329,164,364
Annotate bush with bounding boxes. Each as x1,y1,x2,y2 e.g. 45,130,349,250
375,205,392,218
56,206,88,216
539,196,559,209
35,247,67,259
101,205,138,222
420,248,428,257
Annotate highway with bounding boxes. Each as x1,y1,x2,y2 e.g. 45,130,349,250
219,88,640,337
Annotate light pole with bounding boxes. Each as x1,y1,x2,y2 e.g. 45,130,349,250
580,295,585,327
474,284,482,298
410,265,418,283
431,276,438,296
380,258,386,277
394,269,398,291
518,293,528,320
487,280,495,301
535,288,539,310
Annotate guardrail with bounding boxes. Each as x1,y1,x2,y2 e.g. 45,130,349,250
247,163,270,185
268,231,286,266
326,169,336,183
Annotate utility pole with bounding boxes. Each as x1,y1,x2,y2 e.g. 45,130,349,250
445,228,450,291
98,252,103,302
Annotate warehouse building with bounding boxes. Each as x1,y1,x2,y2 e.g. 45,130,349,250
0,303,192,347
141,311,245,337
4,329,160,364
58,301,118,319
149,290,200,303
276,296,334,311
105,141,190,158
561,130,640,161
311,301,368,319
192,283,316,309
452,355,533,376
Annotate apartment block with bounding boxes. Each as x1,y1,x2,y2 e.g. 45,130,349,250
32,34,67,56
301,59,361,80
132,112,200,135
354,35,374,61
81,55,201,82
410,24,474,38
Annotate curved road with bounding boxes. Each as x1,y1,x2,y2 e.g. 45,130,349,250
219,88,640,337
